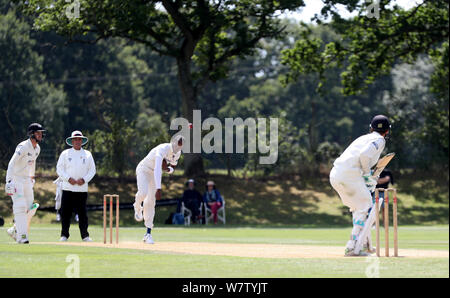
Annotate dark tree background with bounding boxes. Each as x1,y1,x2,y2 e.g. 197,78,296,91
1,0,448,179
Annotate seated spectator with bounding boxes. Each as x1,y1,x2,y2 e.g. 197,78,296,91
177,179,203,223
203,181,223,224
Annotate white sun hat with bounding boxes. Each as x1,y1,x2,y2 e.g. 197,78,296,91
66,130,88,147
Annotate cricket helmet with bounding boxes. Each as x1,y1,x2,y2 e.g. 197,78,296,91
370,115,391,133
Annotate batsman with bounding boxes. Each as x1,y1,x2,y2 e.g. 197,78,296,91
330,115,391,256
5,123,45,244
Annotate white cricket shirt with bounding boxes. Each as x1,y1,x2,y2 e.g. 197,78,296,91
6,139,40,183
56,148,96,192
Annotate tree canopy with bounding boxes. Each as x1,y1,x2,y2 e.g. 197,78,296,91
1,1,448,179
16,0,308,176
281,0,449,169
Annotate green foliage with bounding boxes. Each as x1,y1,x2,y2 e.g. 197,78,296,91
90,113,169,177
15,0,310,176
282,0,449,94
17,0,307,90
281,0,449,171
382,57,448,171
425,42,449,159
315,141,341,165
1,2,447,177
0,8,67,164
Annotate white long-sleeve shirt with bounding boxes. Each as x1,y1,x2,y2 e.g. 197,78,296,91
6,139,40,183
333,132,385,177
56,148,96,192
137,143,181,189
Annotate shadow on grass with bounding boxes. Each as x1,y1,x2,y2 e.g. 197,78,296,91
396,172,449,204
2,172,448,227
397,205,449,225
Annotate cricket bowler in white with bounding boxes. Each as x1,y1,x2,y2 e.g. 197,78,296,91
5,123,45,244
330,115,391,256
134,135,184,244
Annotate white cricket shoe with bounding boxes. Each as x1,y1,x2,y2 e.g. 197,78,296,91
363,245,376,254
60,236,68,242
56,213,61,221
17,235,29,244
143,233,154,244
134,202,143,222
75,214,79,222
82,236,93,242
7,226,17,241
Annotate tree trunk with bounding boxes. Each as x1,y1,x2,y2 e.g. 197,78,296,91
226,154,232,177
177,57,205,178
308,101,319,175
309,101,318,153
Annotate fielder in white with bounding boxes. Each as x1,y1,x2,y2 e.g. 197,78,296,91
54,177,63,221
133,135,184,244
53,177,79,222
5,123,45,244
330,115,391,256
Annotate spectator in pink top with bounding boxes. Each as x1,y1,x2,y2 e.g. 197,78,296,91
202,181,223,224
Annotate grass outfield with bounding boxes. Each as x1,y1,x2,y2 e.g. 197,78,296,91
0,225,448,278
0,173,447,278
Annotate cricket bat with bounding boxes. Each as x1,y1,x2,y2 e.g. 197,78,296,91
371,153,395,178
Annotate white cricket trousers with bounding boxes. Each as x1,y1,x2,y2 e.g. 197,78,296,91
329,167,373,248
11,178,34,240
135,166,156,229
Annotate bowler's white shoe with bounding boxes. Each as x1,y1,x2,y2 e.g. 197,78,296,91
60,236,68,242
17,235,29,244
7,226,17,241
143,233,154,244
134,202,143,222
82,236,93,242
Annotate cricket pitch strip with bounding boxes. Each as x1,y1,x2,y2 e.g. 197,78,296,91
38,241,448,259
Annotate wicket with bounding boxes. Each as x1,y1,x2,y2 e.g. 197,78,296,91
375,188,398,257
103,194,119,244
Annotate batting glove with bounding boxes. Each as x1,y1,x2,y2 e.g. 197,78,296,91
363,175,377,193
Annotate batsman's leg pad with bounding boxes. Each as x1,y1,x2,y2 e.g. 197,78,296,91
346,209,369,250
353,199,383,254
12,197,28,241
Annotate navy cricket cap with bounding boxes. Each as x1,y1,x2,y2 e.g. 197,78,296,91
370,115,391,133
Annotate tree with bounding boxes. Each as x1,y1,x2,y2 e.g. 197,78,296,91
282,0,448,95
281,0,449,170
17,0,307,177
0,8,66,165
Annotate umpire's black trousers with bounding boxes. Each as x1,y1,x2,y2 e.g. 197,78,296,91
60,190,89,239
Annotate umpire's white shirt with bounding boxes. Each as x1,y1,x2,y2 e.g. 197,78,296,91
56,148,96,192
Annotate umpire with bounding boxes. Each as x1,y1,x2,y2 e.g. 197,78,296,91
56,131,96,242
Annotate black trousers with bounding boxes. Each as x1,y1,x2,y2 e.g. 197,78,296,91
60,191,89,239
